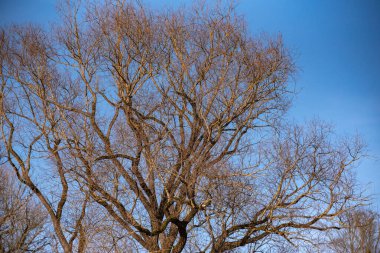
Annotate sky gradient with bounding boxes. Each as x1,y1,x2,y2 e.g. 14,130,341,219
1,0,379,208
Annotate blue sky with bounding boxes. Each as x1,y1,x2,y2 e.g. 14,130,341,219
1,0,379,207
236,0,380,209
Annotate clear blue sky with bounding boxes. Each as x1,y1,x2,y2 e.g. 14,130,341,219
1,0,379,208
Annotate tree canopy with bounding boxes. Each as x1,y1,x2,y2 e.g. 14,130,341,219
0,1,367,252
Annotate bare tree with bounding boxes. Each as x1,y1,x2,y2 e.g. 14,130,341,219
0,168,48,253
0,1,366,252
326,209,380,253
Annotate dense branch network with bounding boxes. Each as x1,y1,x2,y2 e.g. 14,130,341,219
0,1,365,252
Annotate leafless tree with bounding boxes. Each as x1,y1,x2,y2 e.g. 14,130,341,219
326,209,380,253
0,167,48,253
0,0,367,252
